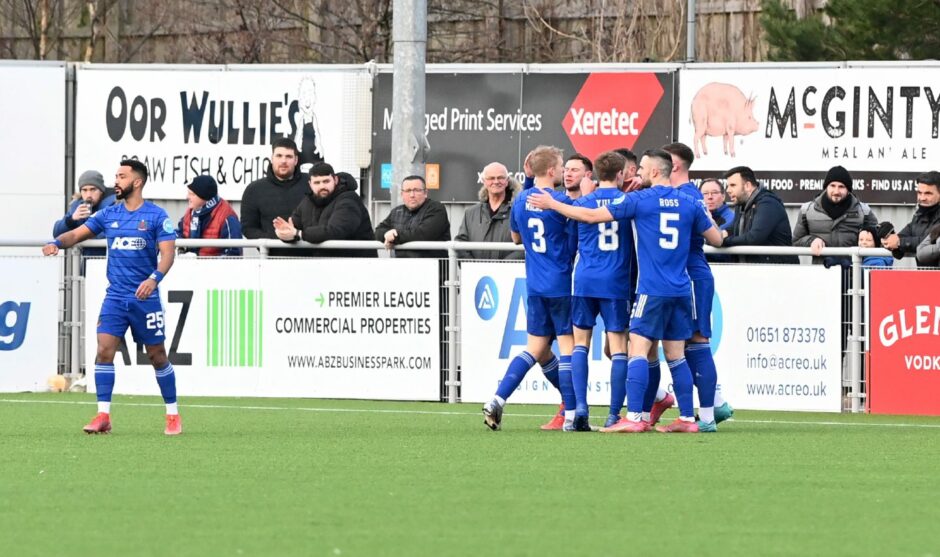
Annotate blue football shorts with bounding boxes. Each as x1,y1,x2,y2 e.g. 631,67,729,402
629,294,693,341
527,295,573,337
691,277,714,339
571,296,630,332
97,295,167,346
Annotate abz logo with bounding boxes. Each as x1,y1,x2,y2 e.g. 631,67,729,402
110,237,147,250
562,73,664,158
474,277,499,321
0,301,30,351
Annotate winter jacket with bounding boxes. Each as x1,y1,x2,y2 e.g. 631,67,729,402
455,183,524,260
916,231,940,267
240,163,308,256
177,196,242,257
52,191,118,258
722,187,798,264
374,198,451,258
893,204,940,262
793,192,878,264
287,175,376,258
862,256,894,268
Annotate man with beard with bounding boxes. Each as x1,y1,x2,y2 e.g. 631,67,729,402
273,162,376,258
241,138,309,257
721,166,797,264
793,165,878,265
43,160,181,436
881,171,940,265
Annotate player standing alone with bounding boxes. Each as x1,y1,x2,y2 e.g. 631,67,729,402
43,160,180,435
531,149,722,433
483,146,583,431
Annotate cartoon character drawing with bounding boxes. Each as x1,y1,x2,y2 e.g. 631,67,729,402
295,76,324,170
690,82,760,158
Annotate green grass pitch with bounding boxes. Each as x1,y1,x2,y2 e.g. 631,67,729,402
1,393,939,557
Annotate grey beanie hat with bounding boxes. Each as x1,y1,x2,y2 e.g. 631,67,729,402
78,170,106,193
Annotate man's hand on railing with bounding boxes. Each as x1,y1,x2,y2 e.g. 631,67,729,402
273,217,298,242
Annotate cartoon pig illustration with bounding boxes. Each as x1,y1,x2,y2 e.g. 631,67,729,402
690,83,759,158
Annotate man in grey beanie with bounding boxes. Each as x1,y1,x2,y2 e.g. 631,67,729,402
52,169,116,257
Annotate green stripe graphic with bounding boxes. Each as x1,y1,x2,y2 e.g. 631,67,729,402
206,289,263,367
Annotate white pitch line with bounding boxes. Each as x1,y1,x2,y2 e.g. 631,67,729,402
2,398,940,429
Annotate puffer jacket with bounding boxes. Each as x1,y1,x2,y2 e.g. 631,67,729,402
793,192,878,264
287,175,376,258
374,198,451,258
893,204,940,261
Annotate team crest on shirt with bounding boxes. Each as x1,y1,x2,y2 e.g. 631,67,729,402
162,218,174,234
138,220,147,231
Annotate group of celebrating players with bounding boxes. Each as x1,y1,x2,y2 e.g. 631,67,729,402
482,142,735,434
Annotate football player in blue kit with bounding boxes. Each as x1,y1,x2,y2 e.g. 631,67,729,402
44,160,180,435
482,146,585,431
530,149,722,433
662,142,735,431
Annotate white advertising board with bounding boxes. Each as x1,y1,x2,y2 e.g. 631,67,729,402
0,63,66,253
677,66,937,204
75,66,372,200
0,257,61,391
460,262,843,412
84,258,440,400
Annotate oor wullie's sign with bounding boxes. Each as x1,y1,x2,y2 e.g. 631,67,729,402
371,71,675,202
678,66,940,204
868,270,940,416
75,67,372,200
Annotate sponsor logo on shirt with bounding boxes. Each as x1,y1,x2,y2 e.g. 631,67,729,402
110,237,147,250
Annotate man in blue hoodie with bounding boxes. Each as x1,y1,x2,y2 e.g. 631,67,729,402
52,170,117,259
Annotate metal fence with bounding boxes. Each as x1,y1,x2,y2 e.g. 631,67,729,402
9,237,901,412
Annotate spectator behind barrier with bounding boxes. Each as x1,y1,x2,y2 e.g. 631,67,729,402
792,165,878,265
455,162,524,260
881,171,940,264
273,162,376,258
721,166,797,264
176,175,242,257
698,178,735,263
240,137,308,257
916,223,940,266
375,175,451,258
53,170,116,258
857,226,893,268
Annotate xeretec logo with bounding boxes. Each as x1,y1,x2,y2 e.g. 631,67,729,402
474,277,498,321
0,301,30,351
562,73,664,158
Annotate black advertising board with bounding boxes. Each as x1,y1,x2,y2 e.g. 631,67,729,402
371,71,675,202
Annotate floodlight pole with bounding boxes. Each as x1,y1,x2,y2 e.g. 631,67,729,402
390,0,428,209
686,0,697,62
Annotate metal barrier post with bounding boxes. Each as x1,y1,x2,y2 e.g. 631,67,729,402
849,250,863,412
69,248,83,377
445,246,459,403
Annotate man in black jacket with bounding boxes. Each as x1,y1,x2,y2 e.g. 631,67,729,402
273,162,376,258
882,171,940,265
722,166,798,264
240,138,308,256
375,175,451,258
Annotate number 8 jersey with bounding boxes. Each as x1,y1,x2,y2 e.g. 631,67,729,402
510,187,576,297
607,185,712,298
572,187,634,300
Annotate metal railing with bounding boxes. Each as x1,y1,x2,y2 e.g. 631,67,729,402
12,237,895,411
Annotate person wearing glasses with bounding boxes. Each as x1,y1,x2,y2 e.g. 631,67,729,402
374,175,451,258
454,162,524,260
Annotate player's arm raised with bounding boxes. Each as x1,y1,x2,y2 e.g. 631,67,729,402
42,225,96,256
136,239,176,300
529,190,613,224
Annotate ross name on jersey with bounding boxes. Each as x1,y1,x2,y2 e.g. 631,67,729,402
659,198,679,208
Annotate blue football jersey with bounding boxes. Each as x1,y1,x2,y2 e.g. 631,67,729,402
511,187,575,297
607,185,712,298
85,201,176,300
572,187,632,299
678,182,713,280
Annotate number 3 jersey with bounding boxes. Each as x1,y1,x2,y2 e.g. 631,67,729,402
510,187,576,297
607,185,712,298
572,187,634,300
85,201,177,301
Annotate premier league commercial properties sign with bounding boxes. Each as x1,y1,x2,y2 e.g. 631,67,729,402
371,69,676,202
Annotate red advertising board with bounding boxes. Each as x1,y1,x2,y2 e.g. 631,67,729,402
868,270,940,415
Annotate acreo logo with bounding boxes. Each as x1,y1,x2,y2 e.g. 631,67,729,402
0,301,30,351
474,277,499,321
562,73,664,159
110,237,147,250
